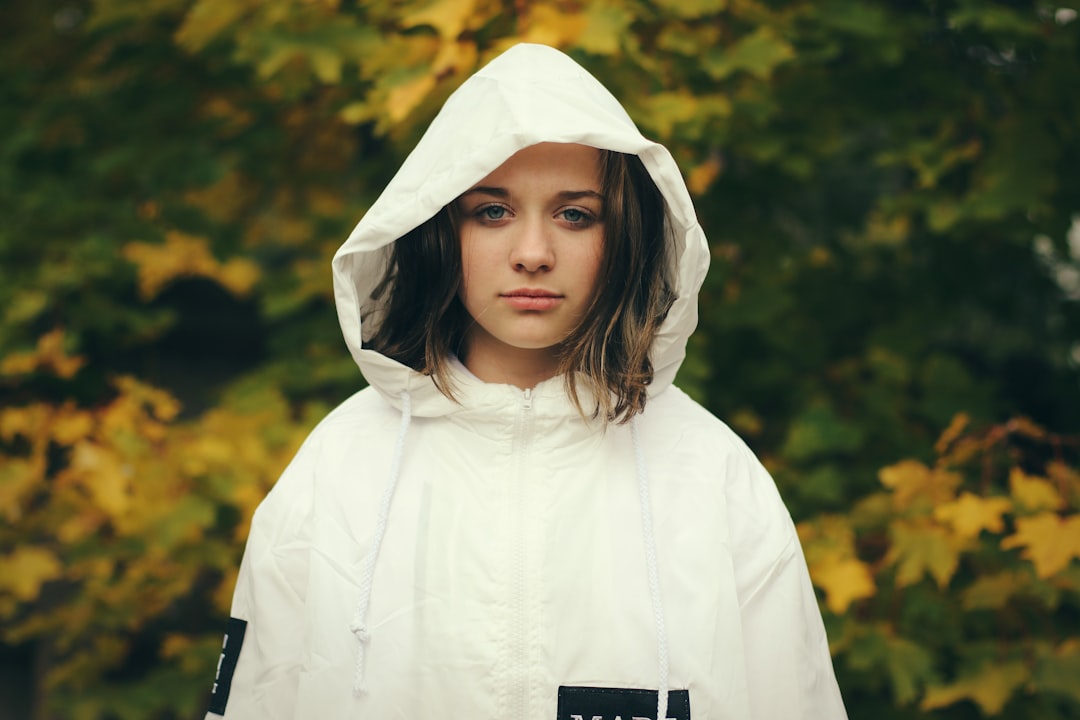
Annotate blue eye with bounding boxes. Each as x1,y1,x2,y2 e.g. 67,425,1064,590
479,205,507,221
560,208,596,226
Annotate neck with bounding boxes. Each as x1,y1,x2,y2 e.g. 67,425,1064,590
460,335,561,390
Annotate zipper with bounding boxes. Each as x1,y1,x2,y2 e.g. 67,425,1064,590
507,387,535,718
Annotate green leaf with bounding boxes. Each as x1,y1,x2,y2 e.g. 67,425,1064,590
704,26,795,80
782,402,865,462
1033,640,1080,705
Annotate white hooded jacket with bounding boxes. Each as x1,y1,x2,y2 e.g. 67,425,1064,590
207,44,848,720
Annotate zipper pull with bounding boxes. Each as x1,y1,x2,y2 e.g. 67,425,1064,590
522,387,533,410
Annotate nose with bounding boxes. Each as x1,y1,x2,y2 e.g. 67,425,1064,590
508,218,554,272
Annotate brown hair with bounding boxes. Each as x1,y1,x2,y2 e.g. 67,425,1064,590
367,149,675,424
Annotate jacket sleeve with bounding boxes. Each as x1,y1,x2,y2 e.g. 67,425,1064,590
726,442,848,720
205,441,316,720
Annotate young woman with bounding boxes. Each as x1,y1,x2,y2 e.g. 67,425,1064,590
207,43,847,720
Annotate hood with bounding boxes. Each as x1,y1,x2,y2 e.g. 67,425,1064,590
332,43,710,417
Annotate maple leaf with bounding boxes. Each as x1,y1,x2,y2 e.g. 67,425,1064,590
879,459,961,510
517,4,588,48
0,547,63,602
0,329,85,378
842,623,936,705
962,570,1028,610
921,661,1029,714
933,492,1012,539
0,404,50,443
1009,467,1063,513
886,519,964,588
50,405,95,445
0,457,46,523
687,157,724,196
813,555,877,614
123,231,260,300
66,441,131,518
798,515,876,613
1001,513,1080,579
402,0,479,40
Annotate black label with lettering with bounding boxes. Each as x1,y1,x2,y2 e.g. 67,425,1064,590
557,685,691,720
208,617,247,715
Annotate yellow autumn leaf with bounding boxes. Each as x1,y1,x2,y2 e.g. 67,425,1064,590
183,435,236,476
1009,467,1063,513
578,3,633,55
123,230,260,300
1001,513,1080,578
218,258,262,296
886,519,964,588
402,0,480,39
687,157,723,196
174,0,256,52
50,405,95,445
638,90,701,139
339,101,371,125
813,555,876,614
797,514,856,561
518,4,588,47
113,376,181,423
184,171,252,224
68,441,131,518
921,661,1029,715
798,515,875,613
879,459,961,510
309,48,343,84
0,404,50,443
933,492,1012,539
0,456,46,523
0,329,85,378
160,633,194,660
386,73,437,124
0,547,63,601
432,38,478,78
56,511,105,544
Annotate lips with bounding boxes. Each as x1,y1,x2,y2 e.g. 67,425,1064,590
501,288,563,310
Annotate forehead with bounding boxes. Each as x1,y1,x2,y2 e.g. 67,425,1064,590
471,143,601,190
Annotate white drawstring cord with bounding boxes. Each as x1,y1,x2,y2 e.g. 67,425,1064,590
631,416,670,720
351,390,412,695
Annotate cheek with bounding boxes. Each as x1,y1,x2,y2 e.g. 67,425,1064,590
579,233,605,288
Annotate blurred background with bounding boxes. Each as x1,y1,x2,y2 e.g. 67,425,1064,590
2,0,1079,717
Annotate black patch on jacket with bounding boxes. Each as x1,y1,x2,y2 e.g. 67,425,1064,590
557,685,691,720
208,617,247,715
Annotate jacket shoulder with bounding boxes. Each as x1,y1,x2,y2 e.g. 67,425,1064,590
642,385,755,457
249,386,397,529
646,385,800,580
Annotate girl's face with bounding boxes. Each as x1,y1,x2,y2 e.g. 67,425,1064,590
456,143,604,384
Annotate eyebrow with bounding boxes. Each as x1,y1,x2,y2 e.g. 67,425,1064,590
460,186,605,203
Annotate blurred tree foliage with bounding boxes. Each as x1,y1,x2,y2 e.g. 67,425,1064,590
1,0,1078,717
